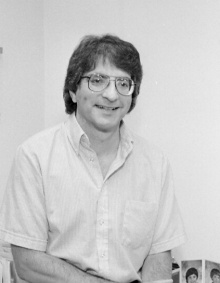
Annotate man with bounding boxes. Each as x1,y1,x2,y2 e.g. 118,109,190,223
210,269,220,283
0,34,186,283
185,267,198,283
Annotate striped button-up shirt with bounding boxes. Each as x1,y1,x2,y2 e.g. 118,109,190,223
0,114,186,282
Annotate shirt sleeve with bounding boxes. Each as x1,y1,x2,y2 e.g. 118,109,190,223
0,144,48,251
149,156,187,254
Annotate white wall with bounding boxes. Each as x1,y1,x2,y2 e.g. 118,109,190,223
0,0,45,204
44,0,220,263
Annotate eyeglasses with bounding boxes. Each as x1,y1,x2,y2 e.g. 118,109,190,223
81,73,135,96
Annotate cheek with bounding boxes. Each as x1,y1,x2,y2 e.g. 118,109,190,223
122,96,132,107
126,98,132,111
76,95,89,107
83,96,89,102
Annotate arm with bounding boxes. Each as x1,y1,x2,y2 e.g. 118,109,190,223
141,250,172,283
11,245,118,283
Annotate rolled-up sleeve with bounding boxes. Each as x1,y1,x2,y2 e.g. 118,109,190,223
0,144,48,251
149,157,187,254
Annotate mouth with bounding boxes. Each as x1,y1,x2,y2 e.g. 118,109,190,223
95,105,119,111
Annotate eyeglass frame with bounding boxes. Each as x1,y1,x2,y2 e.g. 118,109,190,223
80,73,136,96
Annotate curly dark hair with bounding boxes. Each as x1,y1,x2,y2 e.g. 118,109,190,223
63,34,143,114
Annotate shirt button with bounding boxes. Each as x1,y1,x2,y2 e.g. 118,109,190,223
97,185,102,190
89,157,94,162
99,219,104,225
101,252,105,258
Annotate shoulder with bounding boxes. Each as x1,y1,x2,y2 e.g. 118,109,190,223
17,122,66,158
131,130,167,162
126,129,171,178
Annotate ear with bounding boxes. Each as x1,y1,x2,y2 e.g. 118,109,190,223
69,91,77,103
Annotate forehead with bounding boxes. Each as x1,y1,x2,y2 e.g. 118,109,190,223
86,58,131,78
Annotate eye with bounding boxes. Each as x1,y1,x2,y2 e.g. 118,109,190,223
90,74,106,85
117,78,130,89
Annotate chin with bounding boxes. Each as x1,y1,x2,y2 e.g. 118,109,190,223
95,121,118,132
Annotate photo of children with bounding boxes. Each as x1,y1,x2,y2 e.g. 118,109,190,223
181,260,202,283
205,260,220,283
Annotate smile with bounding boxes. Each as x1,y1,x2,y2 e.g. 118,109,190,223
96,105,119,111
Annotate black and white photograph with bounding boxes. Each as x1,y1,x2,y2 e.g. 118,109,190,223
181,260,202,283
0,1,220,282
205,260,220,283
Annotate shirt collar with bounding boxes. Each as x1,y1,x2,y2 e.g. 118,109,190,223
118,120,134,158
66,114,134,155
66,114,89,155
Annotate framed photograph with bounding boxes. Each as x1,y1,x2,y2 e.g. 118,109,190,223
205,260,220,283
181,260,202,283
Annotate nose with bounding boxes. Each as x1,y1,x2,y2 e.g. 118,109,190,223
102,80,119,101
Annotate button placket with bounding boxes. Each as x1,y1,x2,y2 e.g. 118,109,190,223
79,142,103,188
96,188,109,274
89,156,94,162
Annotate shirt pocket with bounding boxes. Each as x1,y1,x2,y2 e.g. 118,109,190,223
121,200,157,249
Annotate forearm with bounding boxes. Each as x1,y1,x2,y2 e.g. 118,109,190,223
11,245,117,283
141,250,172,282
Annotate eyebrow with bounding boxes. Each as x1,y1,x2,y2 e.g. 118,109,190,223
89,73,132,79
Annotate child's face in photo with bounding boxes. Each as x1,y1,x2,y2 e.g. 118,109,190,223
212,274,220,283
187,274,198,283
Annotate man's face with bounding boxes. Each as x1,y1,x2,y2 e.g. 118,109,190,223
187,274,197,283
70,59,132,135
212,274,220,283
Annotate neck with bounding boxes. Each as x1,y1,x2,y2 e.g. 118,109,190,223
75,116,121,177
87,128,120,178
75,114,121,156
87,126,120,157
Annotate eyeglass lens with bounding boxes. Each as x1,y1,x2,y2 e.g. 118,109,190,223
89,74,133,95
